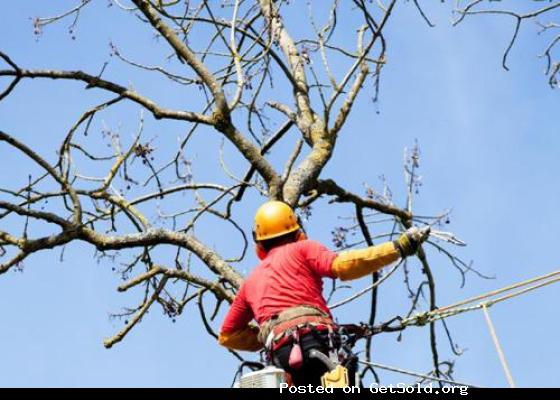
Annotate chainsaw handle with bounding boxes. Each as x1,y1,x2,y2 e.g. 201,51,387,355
308,349,338,371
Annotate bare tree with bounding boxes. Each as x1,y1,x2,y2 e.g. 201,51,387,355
0,0,557,385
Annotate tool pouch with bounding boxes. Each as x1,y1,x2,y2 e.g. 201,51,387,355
288,331,303,370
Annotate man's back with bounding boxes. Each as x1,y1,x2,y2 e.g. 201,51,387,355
221,240,337,333
244,240,337,324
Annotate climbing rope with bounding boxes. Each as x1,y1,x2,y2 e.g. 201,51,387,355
401,269,560,328
481,303,515,388
358,360,478,387
436,269,560,314
375,269,560,389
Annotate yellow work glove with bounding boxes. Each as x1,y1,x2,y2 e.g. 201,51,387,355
218,325,263,352
394,226,431,257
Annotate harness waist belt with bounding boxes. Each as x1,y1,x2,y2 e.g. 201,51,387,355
258,305,332,344
266,316,334,351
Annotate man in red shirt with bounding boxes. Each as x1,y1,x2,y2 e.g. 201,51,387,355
219,201,429,385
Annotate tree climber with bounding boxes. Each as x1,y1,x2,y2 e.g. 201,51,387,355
219,201,430,386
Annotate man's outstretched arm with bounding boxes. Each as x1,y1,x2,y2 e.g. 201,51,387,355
331,227,430,281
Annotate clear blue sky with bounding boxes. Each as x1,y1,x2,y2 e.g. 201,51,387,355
0,1,559,388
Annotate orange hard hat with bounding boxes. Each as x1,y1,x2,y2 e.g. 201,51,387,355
253,201,301,241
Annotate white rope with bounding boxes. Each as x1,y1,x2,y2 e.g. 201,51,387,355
402,270,560,327
370,269,560,389
437,269,560,314
481,304,516,388
358,360,478,387
346,269,558,389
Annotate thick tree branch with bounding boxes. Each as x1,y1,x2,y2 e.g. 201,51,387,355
316,179,412,220
258,0,315,132
80,227,243,288
0,68,213,124
131,0,229,112
118,265,234,302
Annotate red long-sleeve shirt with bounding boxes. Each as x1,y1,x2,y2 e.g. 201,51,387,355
220,240,338,334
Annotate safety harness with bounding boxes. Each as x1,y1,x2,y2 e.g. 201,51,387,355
258,305,338,370
259,306,333,346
